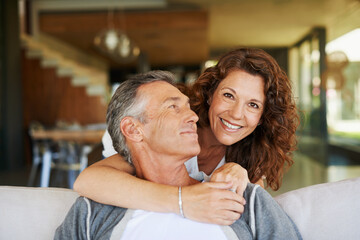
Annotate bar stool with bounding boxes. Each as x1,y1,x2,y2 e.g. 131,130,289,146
27,123,91,188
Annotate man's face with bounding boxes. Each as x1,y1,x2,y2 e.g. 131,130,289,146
139,81,200,160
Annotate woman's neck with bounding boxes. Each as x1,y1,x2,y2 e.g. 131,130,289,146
197,127,226,175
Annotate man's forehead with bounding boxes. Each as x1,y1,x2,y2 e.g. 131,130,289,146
139,81,184,103
139,80,173,92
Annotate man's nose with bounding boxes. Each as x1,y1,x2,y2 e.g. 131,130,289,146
185,108,199,124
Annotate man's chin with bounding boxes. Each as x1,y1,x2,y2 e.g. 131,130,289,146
187,146,201,157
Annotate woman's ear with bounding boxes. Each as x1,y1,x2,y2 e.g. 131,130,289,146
120,117,143,142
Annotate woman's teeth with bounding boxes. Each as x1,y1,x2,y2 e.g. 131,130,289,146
221,118,242,129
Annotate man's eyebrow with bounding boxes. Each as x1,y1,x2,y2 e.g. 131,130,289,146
162,96,190,104
163,97,180,104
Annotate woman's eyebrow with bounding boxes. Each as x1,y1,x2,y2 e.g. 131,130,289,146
221,87,264,104
221,87,236,94
250,99,264,104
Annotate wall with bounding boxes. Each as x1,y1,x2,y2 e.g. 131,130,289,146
0,0,24,170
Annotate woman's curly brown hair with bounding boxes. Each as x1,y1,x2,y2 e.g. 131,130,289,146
190,48,299,190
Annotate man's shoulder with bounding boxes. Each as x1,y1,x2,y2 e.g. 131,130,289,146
68,196,129,224
69,197,130,239
244,183,273,200
244,183,260,198
78,197,128,216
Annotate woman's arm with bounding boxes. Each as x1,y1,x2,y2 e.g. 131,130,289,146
74,154,176,212
74,155,245,225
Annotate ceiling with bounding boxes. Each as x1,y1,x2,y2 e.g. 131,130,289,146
38,8,208,67
31,0,359,68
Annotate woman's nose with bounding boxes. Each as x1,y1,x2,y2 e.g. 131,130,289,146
229,102,244,119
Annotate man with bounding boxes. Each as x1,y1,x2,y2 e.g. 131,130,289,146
55,71,301,240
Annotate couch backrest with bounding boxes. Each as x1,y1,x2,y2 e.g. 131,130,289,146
0,186,78,240
275,177,360,240
1,178,360,240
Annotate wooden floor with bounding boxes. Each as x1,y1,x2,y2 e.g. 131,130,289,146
269,151,360,196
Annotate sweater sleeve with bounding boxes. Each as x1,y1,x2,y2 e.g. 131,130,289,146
54,197,90,240
252,185,302,240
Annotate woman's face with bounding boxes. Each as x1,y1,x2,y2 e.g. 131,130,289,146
208,69,265,146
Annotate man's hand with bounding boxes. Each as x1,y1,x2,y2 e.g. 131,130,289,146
210,162,249,196
181,182,246,225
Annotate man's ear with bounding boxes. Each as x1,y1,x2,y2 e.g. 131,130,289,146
120,117,143,142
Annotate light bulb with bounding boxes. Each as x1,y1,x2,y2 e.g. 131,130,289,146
104,30,119,51
118,34,131,57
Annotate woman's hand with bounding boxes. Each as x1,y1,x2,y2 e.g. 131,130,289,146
210,162,249,196
181,182,246,225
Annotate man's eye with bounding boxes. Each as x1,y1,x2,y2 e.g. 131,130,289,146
223,93,234,99
169,104,177,109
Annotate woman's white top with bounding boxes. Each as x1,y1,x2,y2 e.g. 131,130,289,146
102,130,118,158
185,156,225,182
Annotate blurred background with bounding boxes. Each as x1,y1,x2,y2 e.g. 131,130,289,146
0,0,359,195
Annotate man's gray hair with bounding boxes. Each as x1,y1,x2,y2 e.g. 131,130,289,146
106,70,175,164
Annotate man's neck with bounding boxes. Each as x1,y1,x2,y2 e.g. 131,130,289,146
131,150,198,186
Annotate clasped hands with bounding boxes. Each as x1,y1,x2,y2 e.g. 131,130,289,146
181,163,249,225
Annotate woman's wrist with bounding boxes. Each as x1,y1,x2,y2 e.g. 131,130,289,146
158,184,180,214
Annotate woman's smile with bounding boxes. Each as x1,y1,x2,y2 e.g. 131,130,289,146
220,118,242,131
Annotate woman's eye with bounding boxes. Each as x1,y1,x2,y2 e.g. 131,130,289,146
169,104,178,109
249,102,259,109
223,93,234,99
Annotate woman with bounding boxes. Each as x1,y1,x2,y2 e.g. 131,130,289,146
74,48,299,225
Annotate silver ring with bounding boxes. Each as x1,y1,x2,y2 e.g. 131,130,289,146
230,188,236,193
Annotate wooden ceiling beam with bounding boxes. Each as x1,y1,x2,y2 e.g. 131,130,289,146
39,9,208,67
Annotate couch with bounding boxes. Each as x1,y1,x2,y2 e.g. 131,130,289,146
0,177,359,240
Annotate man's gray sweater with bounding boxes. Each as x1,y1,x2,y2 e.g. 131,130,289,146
55,183,302,240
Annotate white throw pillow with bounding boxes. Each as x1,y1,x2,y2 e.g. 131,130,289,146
275,177,360,240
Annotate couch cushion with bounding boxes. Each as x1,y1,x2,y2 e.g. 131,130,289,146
1,178,360,240
275,177,360,240
0,186,78,240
